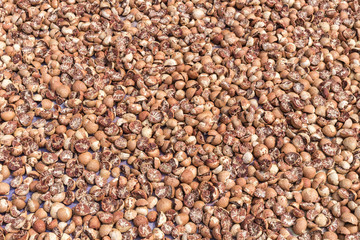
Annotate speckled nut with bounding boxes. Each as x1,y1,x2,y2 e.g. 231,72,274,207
0,0,359,238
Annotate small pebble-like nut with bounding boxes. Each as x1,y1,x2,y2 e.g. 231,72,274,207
56,84,71,98
192,9,205,19
147,211,157,222
156,198,172,212
153,228,165,240
242,152,253,164
52,192,65,202
1,111,15,121
343,137,357,150
302,188,319,202
341,212,358,225
135,206,148,216
57,207,72,222
180,168,196,184
354,206,360,219
87,159,100,172
175,213,189,225
27,199,39,212
33,219,46,233
99,225,113,237
50,202,65,218
293,217,307,235
133,215,148,227
85,121,99,134
322,125,337,137
328,171,339,185
339,179,352,189
315,213,328,227
303,166,316,179
73,81,87,92
109,229,122,240
124,209,137,220
253,144,268,158
0,182,10,195
323,232,338,240
116,219,131,232
41,99,54,110
282,143,297,154
147,196,158,209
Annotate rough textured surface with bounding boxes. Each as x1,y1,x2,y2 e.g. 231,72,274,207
0,0,360,239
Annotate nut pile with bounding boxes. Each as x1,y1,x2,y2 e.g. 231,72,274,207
0,0,360,239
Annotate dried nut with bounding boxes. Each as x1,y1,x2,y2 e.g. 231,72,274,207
1,111,15,121
0,0,358,238
109,229,122,240
315,213,328,227
302,188,319,202
33,219,46,233
0,182,10,195
156,198,172,213
180,168,196,184
175,213,189,225
56,85,71,98
343,137,357,150
323,232,338,240
57,207,72,222
341,212,358,225
192,9,205,19
293,217,307,235
99,225,113,237
50,203,65,218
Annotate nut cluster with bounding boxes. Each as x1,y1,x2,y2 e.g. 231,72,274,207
0,0,360,239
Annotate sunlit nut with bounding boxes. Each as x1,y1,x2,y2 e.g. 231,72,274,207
124,209,137,220
135,206,148,216
322,125,337,137
84,121,99,134
0,182,10,195
323,232,338,240
192,9,205,19
27,199,39,213
41,99,54,110
328,171,339,185
302,188,319,202
50,202,65,218
56,84,71,98
242,152,253,164
341,212,358,225
51,192,65,202
303,166,316,179
152,228,164,240
109,229,122,240
1,111,15,121
180,167,196,184
87,159,100,172
147,196,158,209
156,198,172,212
147,211,157,222
175,213,189,225
73,81,87,92
33,219,46,233
293,217,307,235
57,207,72,222
315,213,328,227
99,225,112,237
133,215,148,227
343,137,357,151
253,144,268,158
